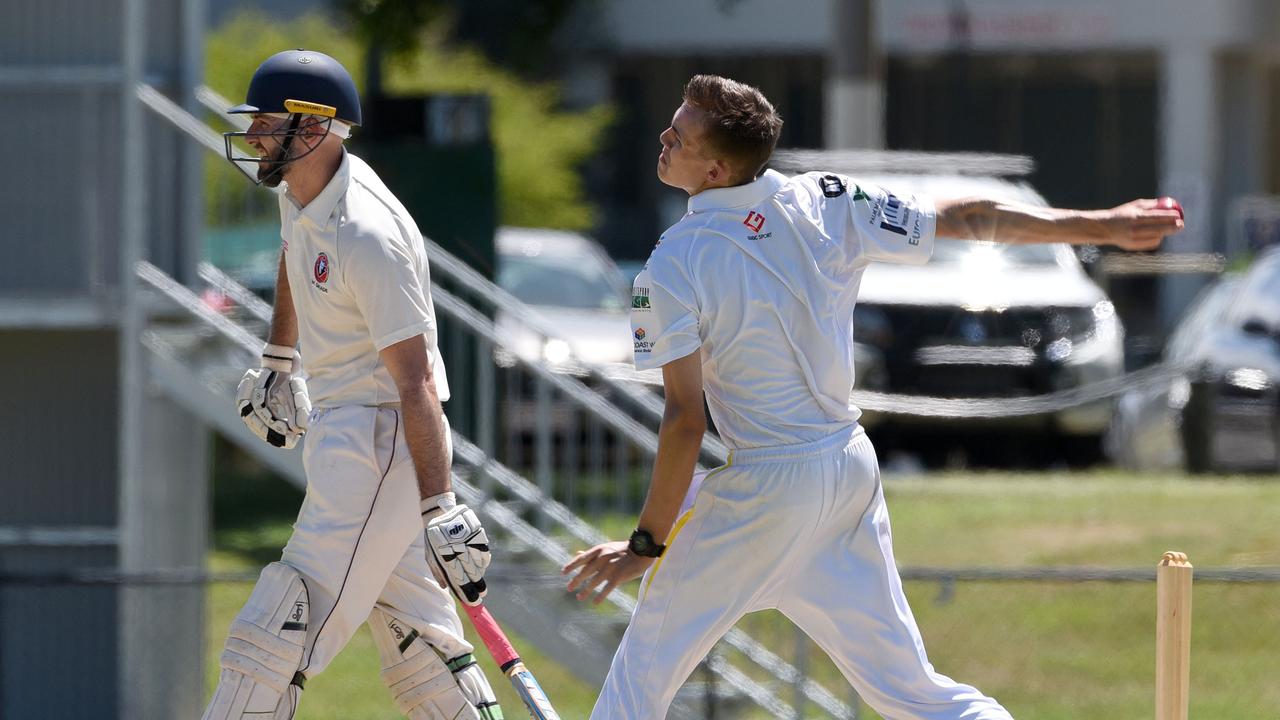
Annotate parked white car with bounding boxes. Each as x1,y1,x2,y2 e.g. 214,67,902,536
494,226,634,367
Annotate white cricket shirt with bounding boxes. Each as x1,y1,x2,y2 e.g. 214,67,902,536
280,150,449,407
631,169,934,448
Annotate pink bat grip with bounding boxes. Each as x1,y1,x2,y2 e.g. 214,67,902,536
464,604,521,669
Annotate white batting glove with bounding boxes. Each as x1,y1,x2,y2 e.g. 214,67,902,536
422,492,491,606
234,344,311,449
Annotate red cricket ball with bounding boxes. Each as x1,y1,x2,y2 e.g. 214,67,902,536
1156,196,1184,220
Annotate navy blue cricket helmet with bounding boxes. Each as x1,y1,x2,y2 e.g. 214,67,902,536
223,49,361,186
229,49,361,125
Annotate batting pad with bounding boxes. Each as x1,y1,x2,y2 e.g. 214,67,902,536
203,562,309,720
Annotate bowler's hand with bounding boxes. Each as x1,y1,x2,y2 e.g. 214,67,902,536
562,541,654,605
1100,198,1184,252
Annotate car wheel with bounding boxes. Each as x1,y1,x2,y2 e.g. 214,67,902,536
1181,381,1216,474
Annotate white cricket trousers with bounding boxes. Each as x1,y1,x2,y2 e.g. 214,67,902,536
591,424,1012,720
283,405,472,679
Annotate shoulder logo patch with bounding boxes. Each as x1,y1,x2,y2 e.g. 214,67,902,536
743,211,766,233
820,174,847,198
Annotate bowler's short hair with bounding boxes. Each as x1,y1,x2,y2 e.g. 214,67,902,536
682,74,783,183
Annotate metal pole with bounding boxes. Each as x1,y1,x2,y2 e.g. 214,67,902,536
504,365,520,469
826,0,883,149
117,0,147,716
564,407,580,511
476,337,496,495
792,626,810,717
704,652,718,719
534,374,553,531
448,319,468,436
588,416,604,518
613,429,629,515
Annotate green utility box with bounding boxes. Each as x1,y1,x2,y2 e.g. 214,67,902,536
356,94,497,277
356,94,497,440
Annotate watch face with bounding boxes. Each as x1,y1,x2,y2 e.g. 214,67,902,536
629,530,664,557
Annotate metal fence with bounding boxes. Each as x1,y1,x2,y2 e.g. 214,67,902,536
2,567,1277,718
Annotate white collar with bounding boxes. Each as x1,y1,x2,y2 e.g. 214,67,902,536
687,169,789,213
288,148,350,226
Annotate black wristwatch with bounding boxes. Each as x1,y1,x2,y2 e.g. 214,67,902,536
628,529,666,558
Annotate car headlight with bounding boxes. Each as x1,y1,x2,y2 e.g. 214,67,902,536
1061,301,1122,366
1224,367,1272,392
542,338,572,364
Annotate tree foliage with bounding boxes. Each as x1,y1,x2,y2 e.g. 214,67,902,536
338,0,579,76
205,10,611,231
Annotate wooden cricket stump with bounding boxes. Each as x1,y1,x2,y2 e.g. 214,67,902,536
1156,551,1192,720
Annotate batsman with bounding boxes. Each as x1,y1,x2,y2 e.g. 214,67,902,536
203,50,504,720
563,74,1185,719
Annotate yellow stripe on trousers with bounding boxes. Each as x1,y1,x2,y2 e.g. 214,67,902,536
640,456,734,602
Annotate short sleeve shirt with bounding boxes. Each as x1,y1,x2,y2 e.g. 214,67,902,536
630,170,934,448
281,151,450,407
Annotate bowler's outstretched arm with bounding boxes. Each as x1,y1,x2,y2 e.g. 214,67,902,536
935,197,1184,251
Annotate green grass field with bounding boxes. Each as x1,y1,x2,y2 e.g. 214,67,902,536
207,465,1280,718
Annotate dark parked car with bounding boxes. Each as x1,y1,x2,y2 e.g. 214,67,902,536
1108,248,1280,473
851,174,1124,460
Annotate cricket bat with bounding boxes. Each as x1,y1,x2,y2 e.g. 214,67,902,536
462,603,562,720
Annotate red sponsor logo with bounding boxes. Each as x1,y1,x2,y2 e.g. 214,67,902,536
314,253,330,284
743,211,765,233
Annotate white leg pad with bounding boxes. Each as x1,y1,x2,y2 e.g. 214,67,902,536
203,562,310,720
369,606,503,720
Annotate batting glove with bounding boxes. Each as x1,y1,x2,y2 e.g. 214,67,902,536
234,343,311,449
423,492,491,605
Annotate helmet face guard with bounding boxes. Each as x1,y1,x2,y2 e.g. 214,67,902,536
223,100,335,186
224,48,360,186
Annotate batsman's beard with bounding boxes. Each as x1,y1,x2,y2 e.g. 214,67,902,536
258,144,290,188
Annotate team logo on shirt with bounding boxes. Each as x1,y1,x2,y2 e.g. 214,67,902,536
632,287,651,310
314,253,330,284
820,175,847,198
634,328,646,341
743,211,766,233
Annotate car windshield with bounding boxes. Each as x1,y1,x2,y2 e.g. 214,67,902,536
931,238,1061,265
498,253,628,312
